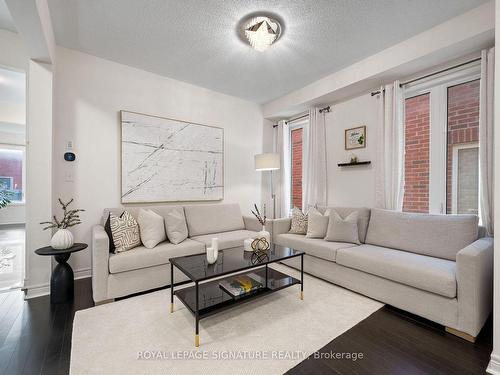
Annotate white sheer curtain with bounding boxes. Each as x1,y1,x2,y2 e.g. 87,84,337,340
375,81,405,210
479,48,494,236
274,120,291,217
303,107,327,209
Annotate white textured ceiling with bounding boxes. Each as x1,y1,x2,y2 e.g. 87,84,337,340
47,0,488,104
0,0,16,32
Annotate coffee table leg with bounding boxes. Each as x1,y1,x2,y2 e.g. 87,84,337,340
265,264,268,288
195,281,200,347
300,254,304,300
170,263,174,313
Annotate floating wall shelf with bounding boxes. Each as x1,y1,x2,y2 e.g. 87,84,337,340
337,161,371,167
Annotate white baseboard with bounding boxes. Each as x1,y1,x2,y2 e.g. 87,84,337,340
487,353,500,374
24,283,49,299
24,268,91,299
74,267,91,280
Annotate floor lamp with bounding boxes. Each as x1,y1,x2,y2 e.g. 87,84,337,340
255,153,280,218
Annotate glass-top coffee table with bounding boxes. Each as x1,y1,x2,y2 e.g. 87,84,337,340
169,244,304,347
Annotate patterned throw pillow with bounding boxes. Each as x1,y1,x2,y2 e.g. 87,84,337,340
110,211,141,253
289,207,308,234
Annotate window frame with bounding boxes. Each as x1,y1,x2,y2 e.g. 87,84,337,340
403,61,481,214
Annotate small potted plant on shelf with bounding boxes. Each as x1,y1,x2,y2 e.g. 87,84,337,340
40,198,85,249
251,203,270,244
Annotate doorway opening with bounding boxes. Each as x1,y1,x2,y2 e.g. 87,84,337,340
0,65,26,292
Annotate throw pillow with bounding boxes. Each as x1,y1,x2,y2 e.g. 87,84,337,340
289,207,308,235
104,213,117,252
165,208,188,244
324,210,361,244
109,211,141,253
306,207,329,238
137,209,167,249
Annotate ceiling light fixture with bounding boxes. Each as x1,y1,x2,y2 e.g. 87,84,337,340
243,15,282,52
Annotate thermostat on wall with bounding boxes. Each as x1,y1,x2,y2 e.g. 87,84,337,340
64,140,76,161
64,152,76,161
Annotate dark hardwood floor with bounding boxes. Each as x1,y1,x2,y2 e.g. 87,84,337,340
288,306,492,375
0,278,492,375
0,278,94,375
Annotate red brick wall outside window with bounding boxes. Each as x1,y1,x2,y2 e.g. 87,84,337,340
291,128,303,209
403,93,430,213
446,80,479,214
0,149,23,189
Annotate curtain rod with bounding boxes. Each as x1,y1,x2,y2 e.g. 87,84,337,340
400,57,481,87
272,105,331,127
370,56,481,97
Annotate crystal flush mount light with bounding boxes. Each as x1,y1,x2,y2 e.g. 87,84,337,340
243,15,282,52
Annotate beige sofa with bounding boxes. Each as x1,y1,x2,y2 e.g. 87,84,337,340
91,203,269,303
273,207,493,341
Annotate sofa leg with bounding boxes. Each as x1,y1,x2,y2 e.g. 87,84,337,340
95,298,114,306
445,327,476,343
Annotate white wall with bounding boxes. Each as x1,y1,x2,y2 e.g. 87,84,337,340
487,1,500,373
24,60,52,297
325,93,379,208
53,47,264,276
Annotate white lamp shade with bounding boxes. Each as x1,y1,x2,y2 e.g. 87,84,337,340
255,153,280,171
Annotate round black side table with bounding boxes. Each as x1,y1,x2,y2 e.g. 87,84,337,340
35,243,87,304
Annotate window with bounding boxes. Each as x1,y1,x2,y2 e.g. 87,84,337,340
403,62,480,215
451,144,479,214
403,93,430,213
290,127,303,209
446,80,480,214
0,147,25,202
289,120,307,210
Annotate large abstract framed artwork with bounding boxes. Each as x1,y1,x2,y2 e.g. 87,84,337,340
121,111,224,203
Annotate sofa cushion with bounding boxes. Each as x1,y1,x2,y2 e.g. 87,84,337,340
365,208,478,260
289,207,308,234
190,230,259,250
109,211,141,253
165,207,188,244
184,203,245,237
336,244,457,298
324,210,360,244
108,238,204,274
306,208,328,238
275,233,356,262
318,206,371,243
102,205,185,226
137,209,167,249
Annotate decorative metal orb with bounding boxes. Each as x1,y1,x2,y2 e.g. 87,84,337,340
251,250,269,265
251,237,270,252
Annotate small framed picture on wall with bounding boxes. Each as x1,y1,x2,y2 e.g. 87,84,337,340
345,125,366,150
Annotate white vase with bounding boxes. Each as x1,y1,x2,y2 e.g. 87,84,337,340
206,246,218,264
51,229,74,249
258,225,271,244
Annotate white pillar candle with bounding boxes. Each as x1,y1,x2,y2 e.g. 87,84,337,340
244,238,253,252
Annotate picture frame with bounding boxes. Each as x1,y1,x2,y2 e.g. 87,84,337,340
345,125,366,150
120,110,224,203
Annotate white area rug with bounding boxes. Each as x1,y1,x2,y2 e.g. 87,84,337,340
71,265,383,374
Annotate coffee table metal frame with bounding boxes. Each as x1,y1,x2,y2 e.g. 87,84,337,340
169,246,304,347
